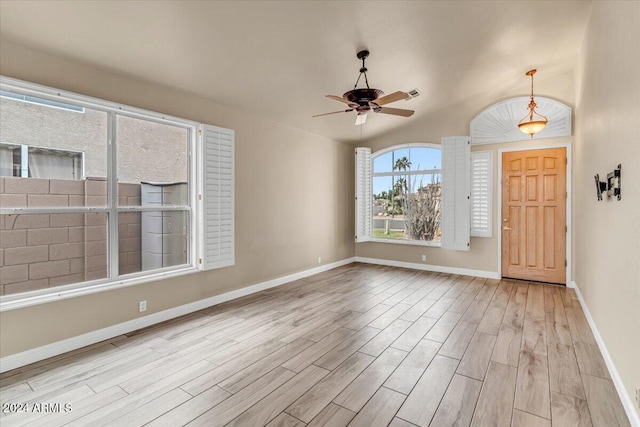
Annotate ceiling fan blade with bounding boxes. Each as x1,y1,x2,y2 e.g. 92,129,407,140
370,91,409,106
376,107,414,117
312,109,353,118
355,113,368,126
326,95,357,107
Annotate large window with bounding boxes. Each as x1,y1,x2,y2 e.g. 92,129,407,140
0,77,234,307
372,145,442,244
357,138,474,250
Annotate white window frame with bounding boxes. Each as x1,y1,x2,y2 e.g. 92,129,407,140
0,89,85,113
0,76,227,312
370,143,442,247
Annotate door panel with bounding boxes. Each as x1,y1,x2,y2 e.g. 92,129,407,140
502,148,566,284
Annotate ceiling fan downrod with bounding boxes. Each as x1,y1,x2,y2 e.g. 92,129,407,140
353,50,370,90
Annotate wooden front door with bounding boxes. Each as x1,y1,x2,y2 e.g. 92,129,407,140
502,148,566,284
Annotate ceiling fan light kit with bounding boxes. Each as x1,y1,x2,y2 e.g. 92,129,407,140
313,50,415,125
518,69,548,138
355,113,367,126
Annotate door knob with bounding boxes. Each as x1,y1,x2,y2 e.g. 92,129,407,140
503,226,512,231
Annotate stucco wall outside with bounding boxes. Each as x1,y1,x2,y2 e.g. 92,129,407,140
0,97,187,183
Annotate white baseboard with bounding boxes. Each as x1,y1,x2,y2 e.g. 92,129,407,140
572,281,640,427
354,256,501,279
0,257,356,374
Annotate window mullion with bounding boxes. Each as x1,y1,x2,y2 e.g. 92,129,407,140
373,169,441,177
107,112,119,280
20,144,28,177
116,206,190,212
406,173,411,239
0,207,110,215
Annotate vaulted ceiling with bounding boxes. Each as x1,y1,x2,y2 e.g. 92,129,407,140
0,1,592,143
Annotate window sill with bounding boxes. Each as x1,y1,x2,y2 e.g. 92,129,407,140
368,238,442,248
0,266,199,312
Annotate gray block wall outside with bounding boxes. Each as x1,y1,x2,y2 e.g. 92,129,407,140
140,182,187,271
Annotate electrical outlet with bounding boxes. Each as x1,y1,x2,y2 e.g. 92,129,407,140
139,300,147,313
318,256,322,264
421,254,427,262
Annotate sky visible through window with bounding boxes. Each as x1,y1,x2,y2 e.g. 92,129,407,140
373,147,441,194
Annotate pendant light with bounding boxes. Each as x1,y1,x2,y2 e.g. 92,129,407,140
518,69,548,138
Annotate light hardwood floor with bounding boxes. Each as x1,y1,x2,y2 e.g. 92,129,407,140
0,263,631,426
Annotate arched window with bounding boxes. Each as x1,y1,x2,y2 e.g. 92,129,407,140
371,144,441,244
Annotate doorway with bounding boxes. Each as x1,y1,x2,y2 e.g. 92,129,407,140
501,147,567,284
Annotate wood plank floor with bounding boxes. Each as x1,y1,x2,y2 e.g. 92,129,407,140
0,263,631,427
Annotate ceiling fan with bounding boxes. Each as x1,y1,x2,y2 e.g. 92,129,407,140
313,50,415,126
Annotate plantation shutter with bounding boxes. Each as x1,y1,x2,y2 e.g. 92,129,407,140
471,151,492,237
355,147,372,242
441,136,471,250
199,124,235,270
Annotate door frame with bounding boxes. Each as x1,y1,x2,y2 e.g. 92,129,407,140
497,142,573,286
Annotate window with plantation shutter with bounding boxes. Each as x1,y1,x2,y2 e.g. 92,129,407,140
471,151,492,237
0,76,204,309
355,147,372,242
199,124,235,270
441,136,470,250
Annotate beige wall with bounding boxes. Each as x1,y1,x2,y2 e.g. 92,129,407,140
574,2,640,417
0,39,355,356
356,70,576,275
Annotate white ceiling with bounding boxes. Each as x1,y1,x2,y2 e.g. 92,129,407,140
0,1,592,143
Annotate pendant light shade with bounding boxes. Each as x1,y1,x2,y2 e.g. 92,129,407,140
518,69,548,138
